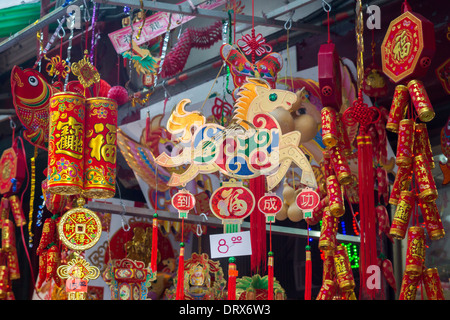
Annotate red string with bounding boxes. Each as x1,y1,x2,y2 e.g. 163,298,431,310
327,10,331,43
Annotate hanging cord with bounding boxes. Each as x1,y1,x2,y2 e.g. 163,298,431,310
322,0,332,44
284,11,295,91
64,11,75,91
89,1,97,64
115,180,130,232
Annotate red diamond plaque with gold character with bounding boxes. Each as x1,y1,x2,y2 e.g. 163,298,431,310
381,9,435,84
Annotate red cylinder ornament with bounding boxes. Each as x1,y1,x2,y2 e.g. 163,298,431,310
386,85,409,133
321,150,334,178
407,80,435,122
333,244,355,292
1,219,15,252
329,146,352,185
423,268,444,300
413,123,434,169
389,164,412,205
413,154,438,202
326,175,344,217
0,265,9,299
316,249,337,300
48,92,86,195
396,119,414,167
399,272,420,300
419,200,445,241
405,226,425,276
83,97,118,199
389,191,414,240
321,107,338,148
319,207,338,251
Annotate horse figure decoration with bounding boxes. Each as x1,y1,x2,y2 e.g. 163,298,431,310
155,78,317,190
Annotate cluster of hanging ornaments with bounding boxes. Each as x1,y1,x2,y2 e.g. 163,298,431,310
381,0,445,300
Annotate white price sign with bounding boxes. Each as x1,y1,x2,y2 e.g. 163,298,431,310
209,231,252,259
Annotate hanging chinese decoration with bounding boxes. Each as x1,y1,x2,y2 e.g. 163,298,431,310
35,174,74,292
313,0,359,300
210,179,255,233
296,187,320,300
171,189,196,300
102,258,153,300
379,1,446,300
0,122,27,300
166,252,227,300
56,198,102,300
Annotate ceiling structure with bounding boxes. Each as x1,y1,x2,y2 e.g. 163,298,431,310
0,0,448,186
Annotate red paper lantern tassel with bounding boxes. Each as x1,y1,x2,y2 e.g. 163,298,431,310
175,244,185,300
304,246,312,300
150,214,158,274
227,257,237,300
267,253,274,300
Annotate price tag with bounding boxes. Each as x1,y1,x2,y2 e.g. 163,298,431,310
209,231,252,259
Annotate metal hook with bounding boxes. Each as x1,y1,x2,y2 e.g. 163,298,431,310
322,0,332,13
284,10,294,30
196,213,208,236
57,19,66,38
161,80,171,100
9,116,16,130
115,180,131,232
83,0,91,22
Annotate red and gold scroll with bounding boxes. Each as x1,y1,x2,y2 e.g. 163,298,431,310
48,92,86,195
83,97,118,199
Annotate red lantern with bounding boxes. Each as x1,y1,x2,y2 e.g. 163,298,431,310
257,193,283,223
209,179,255,233
171,189,196,219
295,187,320,219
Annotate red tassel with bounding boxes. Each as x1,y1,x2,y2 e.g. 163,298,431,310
176,245,185,300
228,257,237,300
150,214,158,273
267,253,274,300
249,176,266,273
357,133,378,299
305,247,312,300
